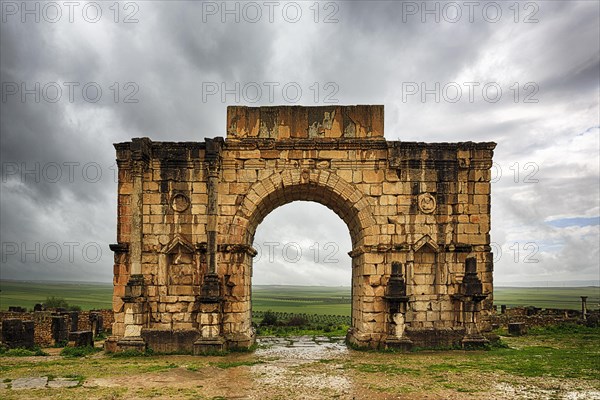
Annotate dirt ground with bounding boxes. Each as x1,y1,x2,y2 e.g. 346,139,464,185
1,335,599,400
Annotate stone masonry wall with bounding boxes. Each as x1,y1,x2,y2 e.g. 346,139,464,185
0,310,114,347
110,105,495,351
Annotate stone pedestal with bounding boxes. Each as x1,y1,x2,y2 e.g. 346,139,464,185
226,332,255,350
193,337,225,354
121,275,147,339
1,319,35,349
68,331,93,347
103,336,119,353
116,336,146,352
508,322,527,336
51,316,68,344
385,336,413,351
461,334,489,349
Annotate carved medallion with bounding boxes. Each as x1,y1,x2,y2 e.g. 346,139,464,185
418,193,436,214
170,193,190,212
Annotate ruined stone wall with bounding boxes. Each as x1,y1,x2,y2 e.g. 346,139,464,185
0,312,53,346
0,310,114,347
110,105,495,351
486,307,596,329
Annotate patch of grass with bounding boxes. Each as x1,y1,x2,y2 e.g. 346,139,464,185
210,360,264,369
0,346,48,357
349,362,421,376
529,323,598,335
60,345,102,357
145,362,178,372
64,373,86,384
482,345,600,379
228,343,258,353
318,358,336,364
256,324,349,338
109,348,155,357
195,349,230,356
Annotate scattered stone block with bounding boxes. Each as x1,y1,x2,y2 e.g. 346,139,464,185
1,319,35,349
51,316,68,345
89,312,103,336
508,322,527,336
11,377,48,390
47,378,79,388
68,331,93,347
64,311,79,332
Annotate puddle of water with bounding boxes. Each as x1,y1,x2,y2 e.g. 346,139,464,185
255,336,348,363
494,382,600,400
251,335,352,394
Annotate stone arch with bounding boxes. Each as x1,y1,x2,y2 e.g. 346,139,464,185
108,105,496,353
219,169,378,348
225,169,377,249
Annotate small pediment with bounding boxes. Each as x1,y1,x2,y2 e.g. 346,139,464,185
413,235,439,253
160,234,195,255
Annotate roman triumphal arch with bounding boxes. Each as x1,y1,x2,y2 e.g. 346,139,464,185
106,105,496,353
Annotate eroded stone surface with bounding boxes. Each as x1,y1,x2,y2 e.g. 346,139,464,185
11,377,48,390
47,378,79,388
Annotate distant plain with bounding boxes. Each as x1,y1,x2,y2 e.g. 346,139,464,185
1,280,598,312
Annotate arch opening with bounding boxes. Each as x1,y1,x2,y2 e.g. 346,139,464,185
244,182,369,249
253,201,352,286
221,174,376,346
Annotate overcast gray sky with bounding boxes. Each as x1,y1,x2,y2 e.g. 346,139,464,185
1,1,598,286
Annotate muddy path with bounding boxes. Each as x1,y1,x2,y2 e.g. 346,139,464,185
1,336,599,399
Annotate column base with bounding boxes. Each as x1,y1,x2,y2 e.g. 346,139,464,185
461,334,490,349
225,332,256,350
193,337,226,355
384,336,414,351
104,336,147,353
346,328,382,349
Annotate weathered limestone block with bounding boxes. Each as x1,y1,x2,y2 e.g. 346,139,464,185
51,316,68,344
508,322,527,336
2,319,35,349
68,331,93,347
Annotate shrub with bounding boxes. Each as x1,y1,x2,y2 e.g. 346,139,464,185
43,296,69,309
60,346,101,357
261,310,278,326
109,348,154,357
0,346,48,357
287,316,308,327
42,296,82,311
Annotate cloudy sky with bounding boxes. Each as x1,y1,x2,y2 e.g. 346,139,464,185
1,1,598,287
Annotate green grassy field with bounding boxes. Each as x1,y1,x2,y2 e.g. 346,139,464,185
1,280,598,312
252,285,351,316
494,286,600,310
0,280,113,311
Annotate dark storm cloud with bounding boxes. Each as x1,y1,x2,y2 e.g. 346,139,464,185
0,1,598,284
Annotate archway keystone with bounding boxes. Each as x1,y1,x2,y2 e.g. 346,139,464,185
107,105,496,353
